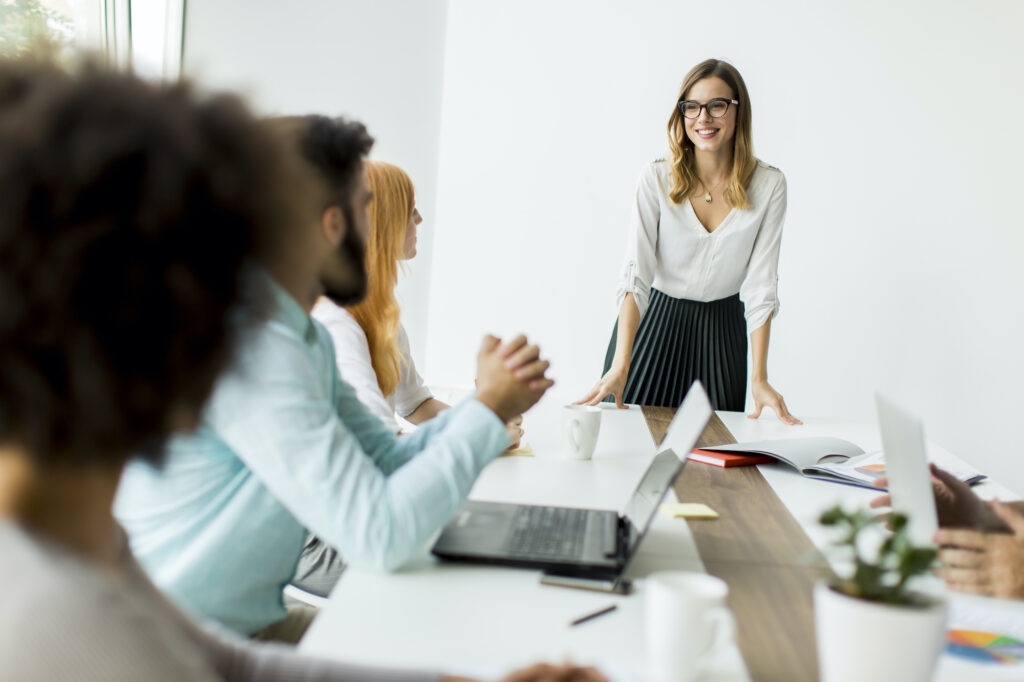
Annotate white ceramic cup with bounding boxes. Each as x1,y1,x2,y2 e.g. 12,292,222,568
645,571,735,682
561,405,601,460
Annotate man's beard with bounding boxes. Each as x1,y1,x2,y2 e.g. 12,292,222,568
320,210,368,306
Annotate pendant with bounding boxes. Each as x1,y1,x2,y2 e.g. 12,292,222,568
704,192,712,204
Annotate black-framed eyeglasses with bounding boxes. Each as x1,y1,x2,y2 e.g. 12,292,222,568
677,98,739,119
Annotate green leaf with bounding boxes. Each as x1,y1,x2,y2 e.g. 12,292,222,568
820,506,845,525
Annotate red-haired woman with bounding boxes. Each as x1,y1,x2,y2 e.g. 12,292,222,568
312,161,442,432
312,161,524,438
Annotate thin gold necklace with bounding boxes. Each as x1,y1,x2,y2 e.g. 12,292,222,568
698,176,728,204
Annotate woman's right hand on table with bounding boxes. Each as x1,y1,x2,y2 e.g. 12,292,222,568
576,366,628,409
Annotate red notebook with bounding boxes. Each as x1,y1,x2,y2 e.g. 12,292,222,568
689,448,776,468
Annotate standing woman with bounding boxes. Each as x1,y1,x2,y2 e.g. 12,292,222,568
578,59,800,423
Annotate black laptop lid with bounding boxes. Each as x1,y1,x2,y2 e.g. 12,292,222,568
619,382,713,560
620,449,684,556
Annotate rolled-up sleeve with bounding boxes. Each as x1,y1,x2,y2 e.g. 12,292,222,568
616,163,661,317
739,173,786,335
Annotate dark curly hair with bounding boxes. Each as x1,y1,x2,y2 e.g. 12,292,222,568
272,115,374,210
0,60,305,468
269,115,374,306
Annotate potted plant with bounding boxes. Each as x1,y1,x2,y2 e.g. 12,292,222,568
814,505,946,682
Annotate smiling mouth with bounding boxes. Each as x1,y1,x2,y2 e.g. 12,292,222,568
695,128,719,138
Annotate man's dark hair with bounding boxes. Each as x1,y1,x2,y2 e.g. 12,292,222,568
0,60,302,468
287,114,374,210
270,115,374,306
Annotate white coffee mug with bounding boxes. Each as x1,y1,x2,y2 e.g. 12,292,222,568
645,571,735,682
562,405,601,460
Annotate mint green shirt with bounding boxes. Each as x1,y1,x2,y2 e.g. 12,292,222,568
115,276,508,634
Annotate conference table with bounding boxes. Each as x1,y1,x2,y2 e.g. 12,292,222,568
301,398,1024,681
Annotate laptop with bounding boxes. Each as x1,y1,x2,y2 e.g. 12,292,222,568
431,383,713,579
875,394,940,547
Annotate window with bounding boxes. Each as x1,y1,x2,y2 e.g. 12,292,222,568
1,0,184,79
0,0,76,59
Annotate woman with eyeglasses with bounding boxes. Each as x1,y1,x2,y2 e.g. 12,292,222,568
578,58,800,423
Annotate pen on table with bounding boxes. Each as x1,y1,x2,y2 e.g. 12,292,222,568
569,604,618,627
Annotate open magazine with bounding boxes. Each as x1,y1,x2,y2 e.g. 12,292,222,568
696,438,986,490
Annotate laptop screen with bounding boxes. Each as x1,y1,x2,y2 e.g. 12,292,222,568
621,449,684,553
875,395,939,547
620,382,713,555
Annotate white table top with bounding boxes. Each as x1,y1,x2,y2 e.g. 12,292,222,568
300,401,1024,681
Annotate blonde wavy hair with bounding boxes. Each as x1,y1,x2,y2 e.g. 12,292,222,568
345,161,414,397
666,59,757,209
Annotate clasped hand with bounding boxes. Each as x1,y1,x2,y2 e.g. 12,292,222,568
475,334,554,424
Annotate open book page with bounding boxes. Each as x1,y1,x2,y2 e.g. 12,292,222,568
806,450,985,489
702,439,985,489
802,450,888,486
700,438,865,471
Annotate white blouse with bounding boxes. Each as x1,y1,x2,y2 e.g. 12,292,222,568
312,298,433,432
616,158,787,335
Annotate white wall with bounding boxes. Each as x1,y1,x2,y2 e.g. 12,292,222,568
426,0,1024,492
181,0,449,369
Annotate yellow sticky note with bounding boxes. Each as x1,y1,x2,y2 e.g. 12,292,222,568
659,502,719,519
501,442,535,457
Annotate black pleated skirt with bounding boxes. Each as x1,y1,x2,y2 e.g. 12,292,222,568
603,289,747,411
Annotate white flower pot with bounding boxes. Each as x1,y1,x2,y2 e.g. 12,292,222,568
814,581,947,682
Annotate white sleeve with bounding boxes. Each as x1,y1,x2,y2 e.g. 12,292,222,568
316,307,400,432
739,172,786,335
616,162,661,317
393,324,433,418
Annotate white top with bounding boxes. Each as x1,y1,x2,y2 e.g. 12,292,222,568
0,521,437,682
616,159,787,335
312,298,433,432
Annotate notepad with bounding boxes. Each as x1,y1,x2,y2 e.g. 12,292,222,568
659,502,719,519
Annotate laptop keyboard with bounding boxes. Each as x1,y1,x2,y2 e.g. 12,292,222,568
506,506,589,558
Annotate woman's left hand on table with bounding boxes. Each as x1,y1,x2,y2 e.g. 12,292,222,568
748,380,802,425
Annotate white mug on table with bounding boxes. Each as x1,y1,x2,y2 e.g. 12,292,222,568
646,571,735,681
562,405,601,460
